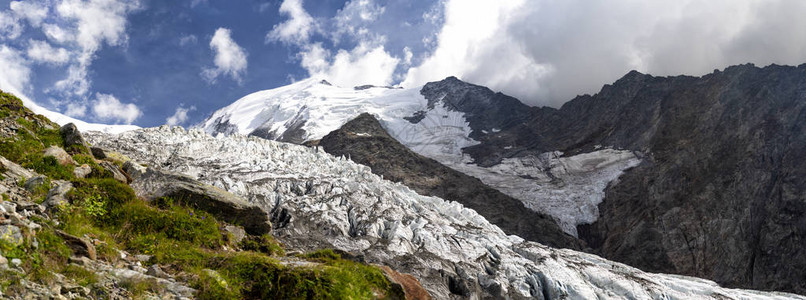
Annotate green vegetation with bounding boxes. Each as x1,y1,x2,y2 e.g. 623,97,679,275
0,90,401,299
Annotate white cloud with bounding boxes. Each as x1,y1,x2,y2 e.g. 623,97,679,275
266,0,316,45
42,23,74,44
403,0,806,107
64,102,87,117
26,40,71,65
0,46,32,98
165,105,196,126
51,0,141,96
0,11,23,40
300,43,398,87
268,0,399,87
332,0,385,43
202,28,248,84
10,1,49,27
91,93,141,124
179,34,197,47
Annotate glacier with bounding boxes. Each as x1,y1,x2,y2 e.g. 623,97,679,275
200,78,643,236
87,126,804,300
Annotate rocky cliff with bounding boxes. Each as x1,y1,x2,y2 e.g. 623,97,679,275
471,64,806,294
318,113,582,250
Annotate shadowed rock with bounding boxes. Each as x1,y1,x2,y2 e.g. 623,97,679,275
123,161,272,235
320,113,583,250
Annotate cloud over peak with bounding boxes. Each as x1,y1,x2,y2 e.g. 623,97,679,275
203,28,248,84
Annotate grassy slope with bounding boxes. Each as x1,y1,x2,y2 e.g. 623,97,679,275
0,90,403,299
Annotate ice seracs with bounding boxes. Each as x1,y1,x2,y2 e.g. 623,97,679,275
86,126,804,300
201,77,643,236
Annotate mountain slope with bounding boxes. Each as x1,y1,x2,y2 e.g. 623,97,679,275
318,113,582,250
86,126,805,299
477,64,806,293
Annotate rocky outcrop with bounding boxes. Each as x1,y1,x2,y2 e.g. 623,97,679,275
319,113,583,250
419,76,533,140
55,230,97,260
123,161,272,235
59,123,88,151
468,64,806,294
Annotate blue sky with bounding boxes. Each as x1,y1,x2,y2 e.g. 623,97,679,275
2,0,806,127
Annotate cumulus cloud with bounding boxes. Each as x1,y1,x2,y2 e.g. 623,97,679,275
268,0,399,87
91,93,141,124
10,1,48,27
64,102,87,117
202,28,248,84
0,11,23,40
300,43,399,86
165,105,196,126
26,40,70,65
266,0,316,45
51,0,141,96
0,46,32,98
403,0,806,107
332,0,386,43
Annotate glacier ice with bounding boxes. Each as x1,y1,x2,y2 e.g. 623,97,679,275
86,126,804,300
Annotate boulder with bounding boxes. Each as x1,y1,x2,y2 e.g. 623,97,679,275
90,147,107,159
59,123,88,150
123,162,272,235
55,230,96,260
73,164,92,178
43,146,75,166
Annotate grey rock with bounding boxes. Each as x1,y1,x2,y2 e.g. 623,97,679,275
10,258,21,267
16,201,45,214
134,254,152,262
73,164,92,178
59,123,88,150
0,201,16,214
0,255,7,266
43,145,75,165
23,175,48,192
90,147,107,159
55,230,96,260
0,225,23,246
124,163,272,235
44,180,73,211
0,156,35,180
223,225,246,245
146,264,171,279
100,161,129,183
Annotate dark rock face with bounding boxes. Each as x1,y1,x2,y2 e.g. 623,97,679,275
471,64,806,294
59,123,88,150
319,113,583,250
419,76,533,140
